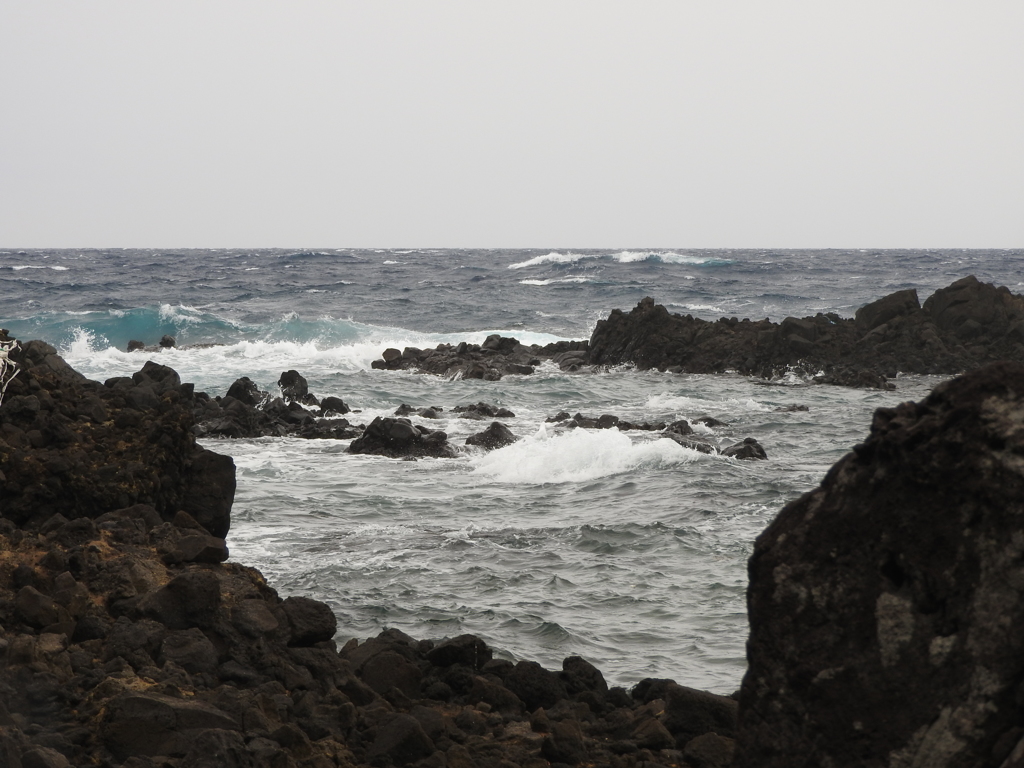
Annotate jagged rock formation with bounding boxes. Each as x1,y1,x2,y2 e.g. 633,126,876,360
0,337,741,767
588,276,1024,387
736,361,1024,767
0,335,233,536
371,336,590,380
194,375,360,440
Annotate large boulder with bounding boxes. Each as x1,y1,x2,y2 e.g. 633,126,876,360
736,361,1024,767
348,416,458,459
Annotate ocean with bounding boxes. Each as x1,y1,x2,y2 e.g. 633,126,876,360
2,247,1020,695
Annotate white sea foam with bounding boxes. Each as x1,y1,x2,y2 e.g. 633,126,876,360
644,392,770,414
158,303,204,325
59,322,577,393
8,265,68,271
507,252,598,270
613,251,726,265
519,276,592,286
666,303,727,315
470,426,701,484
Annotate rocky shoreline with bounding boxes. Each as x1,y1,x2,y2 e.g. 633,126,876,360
369,276,1024,389
0,334,743,768
4,290,1024,766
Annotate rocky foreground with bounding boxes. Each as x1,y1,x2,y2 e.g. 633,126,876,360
0,335,740,767
372,276,1024,389
4,332,1024,767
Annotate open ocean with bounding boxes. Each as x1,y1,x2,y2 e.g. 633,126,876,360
2,247,1021,694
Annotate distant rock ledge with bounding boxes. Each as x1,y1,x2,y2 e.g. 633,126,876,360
370,276,1024,388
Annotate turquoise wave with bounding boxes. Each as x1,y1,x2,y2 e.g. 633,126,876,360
0,305,370,352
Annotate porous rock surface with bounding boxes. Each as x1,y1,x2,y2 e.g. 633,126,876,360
588,276,1024,387
0,336,741,766
736,361,1024,767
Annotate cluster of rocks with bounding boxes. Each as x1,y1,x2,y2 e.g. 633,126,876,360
7,335,1024,766
370,337,590,380
193,371,361,441
588,276,1024,388
127,335,178,353
0,336,743,767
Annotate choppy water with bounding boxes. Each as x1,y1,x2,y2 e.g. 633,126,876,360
2,248,1020,693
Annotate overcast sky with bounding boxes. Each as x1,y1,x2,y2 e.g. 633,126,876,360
1,2,1021,248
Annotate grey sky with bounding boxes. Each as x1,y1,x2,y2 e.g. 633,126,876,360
2,2,1021,248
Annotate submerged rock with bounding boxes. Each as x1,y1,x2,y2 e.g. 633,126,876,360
736,361,1024,767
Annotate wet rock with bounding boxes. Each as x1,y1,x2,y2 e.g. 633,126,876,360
348,416,458,459
319,395,350,415
372,337,568,380
224,377,267,407
736,361,1024,767
465,421,518,450
278,369,319,406
453,402,516,419
126,340,145,352
721,438,767,460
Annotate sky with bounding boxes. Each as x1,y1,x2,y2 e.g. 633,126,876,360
1,2,1022,248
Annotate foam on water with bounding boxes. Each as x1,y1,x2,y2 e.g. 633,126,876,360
6,248,1024,693
519,277,593,286
507,251,598,270
471,425,703,484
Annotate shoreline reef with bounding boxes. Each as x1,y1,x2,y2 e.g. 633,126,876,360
369,275,1024,389
0,334,741,767
4,285,1024,765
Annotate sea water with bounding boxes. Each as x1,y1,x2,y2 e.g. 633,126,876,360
2,248,1020,693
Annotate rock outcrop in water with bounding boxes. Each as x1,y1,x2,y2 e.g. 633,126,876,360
371,336,590,380
194,374,361,440
736,360,1024,767
0,336,742,767
588,276,1024,387
348,416,459,459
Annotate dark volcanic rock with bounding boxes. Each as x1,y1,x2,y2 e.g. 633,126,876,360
736,361,1024,767
588,277,1024,387
453,402,515,419
194,373,360,440
278,369,319,406
0,332,777,768
721,437,767,460
465,421,518,450
348,416,458,459
371,336,590,379
555,412,667,431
